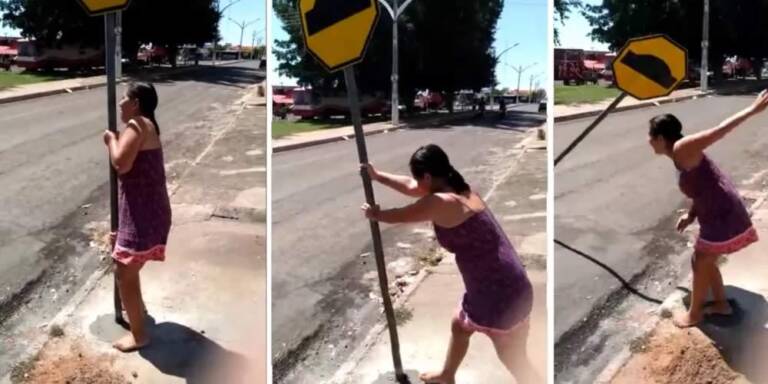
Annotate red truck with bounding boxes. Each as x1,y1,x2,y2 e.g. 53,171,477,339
555,48,600,85
14,39,102,71
290,88,389,119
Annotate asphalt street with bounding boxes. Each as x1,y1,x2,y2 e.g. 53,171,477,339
554,94,768,381
271,106,544,382
0,62,263,377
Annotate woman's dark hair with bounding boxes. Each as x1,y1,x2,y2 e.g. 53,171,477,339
649,113,683,143
126,82,160,134
409,144,470,193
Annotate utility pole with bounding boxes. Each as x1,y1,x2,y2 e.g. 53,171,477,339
701,0,710,91
378,0,417,127
251,30,257,60
229,18,258,60
529,74,534,103
491,43,519,109
213,0,241,66
511,62,537,104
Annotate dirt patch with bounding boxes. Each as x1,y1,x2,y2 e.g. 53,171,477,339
11,337,130,384
612,321,742,384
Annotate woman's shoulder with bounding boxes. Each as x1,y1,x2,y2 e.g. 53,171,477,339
127,116,156,132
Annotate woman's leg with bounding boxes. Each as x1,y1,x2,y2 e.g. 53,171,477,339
419,316,475,384
705,254,732,314
490,320,542,384
113,262,150,352
674,251,717,327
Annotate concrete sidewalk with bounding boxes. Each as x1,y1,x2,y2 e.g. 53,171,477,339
329,131,548,384
272,111,475,153
0,60,247,105
603,203,768,383
2,87,266,383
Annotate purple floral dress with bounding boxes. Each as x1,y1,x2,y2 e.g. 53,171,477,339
112,148,172,265
678,154,758,254
434,205,533,334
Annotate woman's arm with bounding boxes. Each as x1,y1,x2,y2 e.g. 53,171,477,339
104,120,144,174
674,90,768,166
363,163,429,198
361,195,440,224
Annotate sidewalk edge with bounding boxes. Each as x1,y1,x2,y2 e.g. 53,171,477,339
273,112,476,154
327,268,432,384
554,92,712,123
0,60,248,106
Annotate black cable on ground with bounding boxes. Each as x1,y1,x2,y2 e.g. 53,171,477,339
554,93,664,305
554,239,663,304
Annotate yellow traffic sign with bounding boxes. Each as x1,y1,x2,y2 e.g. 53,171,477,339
76,0,130,16
299,0,379,72
612,34,688,100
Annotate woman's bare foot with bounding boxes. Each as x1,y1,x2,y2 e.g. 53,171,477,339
112,333,150,352
419,371,455,384
673,310,702,328
704,301,733,316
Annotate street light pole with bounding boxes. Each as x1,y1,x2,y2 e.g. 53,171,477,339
701,0,710,91
229,18,259,60
379,0,417,127
510,62,537,104
492,42,519,110
213,0,241,66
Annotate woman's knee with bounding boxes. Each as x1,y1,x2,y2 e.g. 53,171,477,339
450,316,474,338
116,262,141,282
692,251,718,271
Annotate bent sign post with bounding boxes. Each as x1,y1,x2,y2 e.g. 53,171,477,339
77,0,131,328
299,0,407,381
556,34,688,166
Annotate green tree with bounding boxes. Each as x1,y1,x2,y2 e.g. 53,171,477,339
273,0,502,110
582,0,768,80
554,0,580,46
0,0,219,66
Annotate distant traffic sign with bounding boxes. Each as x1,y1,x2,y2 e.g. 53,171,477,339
77,0,130,16
298,0,379,72
612,34,688,100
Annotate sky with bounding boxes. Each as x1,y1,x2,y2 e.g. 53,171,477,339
557,0,609,51
270,0,549,90
0,0,266,47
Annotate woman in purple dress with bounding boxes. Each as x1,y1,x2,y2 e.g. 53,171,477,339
103,82,171,352
648,90,768,328
361,144,539,384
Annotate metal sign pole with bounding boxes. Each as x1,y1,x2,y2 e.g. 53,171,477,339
105,12,124,326
554,92,627,167
343,66,406,382
115,11,122,79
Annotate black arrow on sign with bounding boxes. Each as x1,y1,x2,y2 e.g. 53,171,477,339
621,50,678,89
306,0,371,36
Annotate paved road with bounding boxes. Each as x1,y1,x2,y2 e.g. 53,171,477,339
0,62,263,375
554,94,768,380
272,108,544,382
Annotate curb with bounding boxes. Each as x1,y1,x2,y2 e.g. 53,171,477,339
328,267,433,384
272,112,476,154
592,189,768,383
0,60,248,106
554,92,712,123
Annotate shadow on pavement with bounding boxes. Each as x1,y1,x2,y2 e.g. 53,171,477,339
709,79,768,96
138,65,264,89
695,286,768,383
368,369,420,384
447,110,545,132
139,322,251,384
